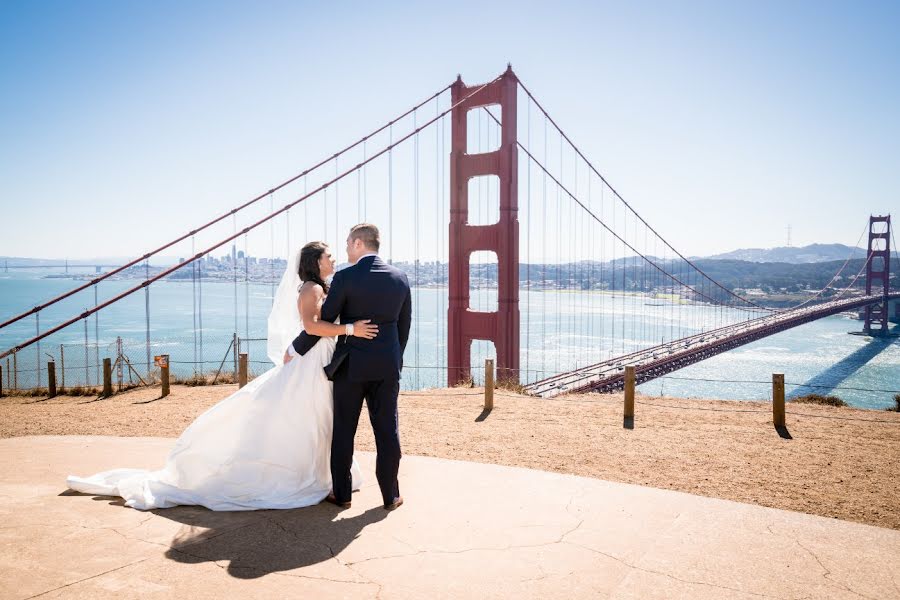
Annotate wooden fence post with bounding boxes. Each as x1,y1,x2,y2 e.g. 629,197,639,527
484,359,495,411
47,361,57,399
102,358,112,398
238,353,248,389
159,355,170,398
624,366,635,425
773,373,785,428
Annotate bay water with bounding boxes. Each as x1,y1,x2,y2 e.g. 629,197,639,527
1,269,897,409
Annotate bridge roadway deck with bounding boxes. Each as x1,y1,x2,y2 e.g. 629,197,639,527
526,293,900,398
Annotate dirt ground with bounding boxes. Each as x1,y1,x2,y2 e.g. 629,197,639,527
2,384,899,530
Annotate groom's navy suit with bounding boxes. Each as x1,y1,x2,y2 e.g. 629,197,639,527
292,255,411,506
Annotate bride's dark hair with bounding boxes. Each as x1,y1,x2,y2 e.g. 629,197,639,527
297,241,329,294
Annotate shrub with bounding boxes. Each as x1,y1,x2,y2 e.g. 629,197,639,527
62,386,101,397
886,394,900,413
792,394,846,407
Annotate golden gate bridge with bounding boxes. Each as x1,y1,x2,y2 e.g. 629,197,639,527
1,66,897,396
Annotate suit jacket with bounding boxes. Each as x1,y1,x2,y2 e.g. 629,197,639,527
292,255,411,382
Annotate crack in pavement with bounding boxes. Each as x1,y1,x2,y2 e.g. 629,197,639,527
564,540,780,599
792,536,880,600
23,557,151,599
315,533,384,599
769,521,881,600
345,518,587,568
261,515,370,584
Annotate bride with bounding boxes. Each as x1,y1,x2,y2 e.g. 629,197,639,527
65,242,374,511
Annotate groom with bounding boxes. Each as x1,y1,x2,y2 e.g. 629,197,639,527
289,223,411,511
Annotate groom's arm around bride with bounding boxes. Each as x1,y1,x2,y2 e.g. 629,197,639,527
291,223,410,509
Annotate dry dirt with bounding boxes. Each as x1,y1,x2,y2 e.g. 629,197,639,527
2,384,899,530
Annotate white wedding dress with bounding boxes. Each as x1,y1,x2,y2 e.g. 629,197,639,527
65,253,362,511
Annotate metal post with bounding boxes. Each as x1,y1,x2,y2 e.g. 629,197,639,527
773,373,786,429
0,365,3,397
59,344,65,391
35,313,41,389
48,361,57,398
238,353,248,388
233,333,239,376
484,359,494,410
102,358,112,398
84,317,90,387
192,242,198,375
145,260,151,382
624,366,635,421
198,258,203,375
12,351,17,390
94,286,100,385
160,354,170,398
116,336,123,391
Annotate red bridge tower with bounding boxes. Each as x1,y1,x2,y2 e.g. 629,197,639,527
863,214,891,336
447,67,519,385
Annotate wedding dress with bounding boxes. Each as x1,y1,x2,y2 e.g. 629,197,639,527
65,252,362,511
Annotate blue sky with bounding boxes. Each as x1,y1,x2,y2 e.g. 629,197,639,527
1,0,898,260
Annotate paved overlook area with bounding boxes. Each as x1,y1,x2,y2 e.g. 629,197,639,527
1,436,899,599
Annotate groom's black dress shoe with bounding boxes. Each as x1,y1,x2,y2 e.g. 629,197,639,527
384,496,403,511
323,493,351,509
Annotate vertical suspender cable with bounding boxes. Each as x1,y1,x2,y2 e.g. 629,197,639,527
233,214,238,337
270,193,276,305
335,158,339,249
363,139,367,221
542,116,548,375
525,95,531,381
599,182,605,361
244,233,249,342
192,235,197,373
144,259,151,378
413,108,420,388
589,175,595,361
435,100,441,388
389,123,393,264
304,177,309,243
198,248,203,371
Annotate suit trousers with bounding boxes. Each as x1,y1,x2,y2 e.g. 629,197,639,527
331,371,402,506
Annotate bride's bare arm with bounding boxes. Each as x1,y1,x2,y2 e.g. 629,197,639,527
297,283,378,339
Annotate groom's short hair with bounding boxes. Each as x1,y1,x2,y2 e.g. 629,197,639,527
349,223,380,252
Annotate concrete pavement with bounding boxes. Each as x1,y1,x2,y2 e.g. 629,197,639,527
1,436,898,599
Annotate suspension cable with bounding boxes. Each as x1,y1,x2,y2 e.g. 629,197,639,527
0,83,453,332
480,105,770,312
516,78,800,312
0,76,501,360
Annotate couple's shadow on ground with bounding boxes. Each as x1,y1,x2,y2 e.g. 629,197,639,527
77,492,389,579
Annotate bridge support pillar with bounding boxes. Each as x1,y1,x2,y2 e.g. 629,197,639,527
863,215,891,336
448,66,519,386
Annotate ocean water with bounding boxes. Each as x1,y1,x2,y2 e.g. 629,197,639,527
1,269,897,409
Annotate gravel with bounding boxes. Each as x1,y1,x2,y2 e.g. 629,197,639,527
3,383,899,530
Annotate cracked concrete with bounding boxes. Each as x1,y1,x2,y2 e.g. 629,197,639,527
1,436,899,599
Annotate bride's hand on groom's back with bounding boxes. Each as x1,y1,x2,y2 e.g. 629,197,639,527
353,319,378,340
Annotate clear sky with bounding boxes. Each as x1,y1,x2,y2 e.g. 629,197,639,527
1,0,898,260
